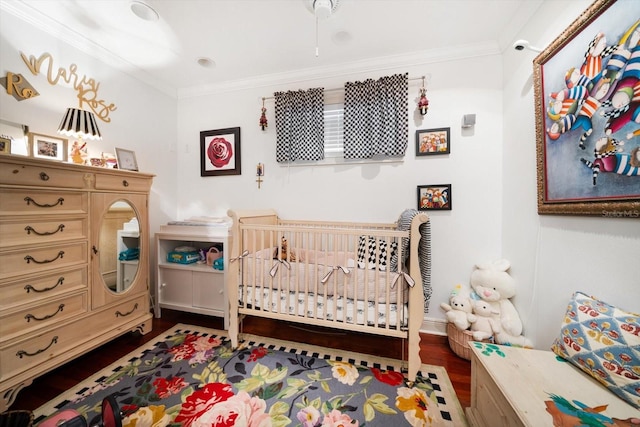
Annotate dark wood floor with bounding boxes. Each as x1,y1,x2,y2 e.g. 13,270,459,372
8,310,471,412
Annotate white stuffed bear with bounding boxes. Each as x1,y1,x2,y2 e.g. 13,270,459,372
470,259,533,347
469,300,501,341
440,284,474,331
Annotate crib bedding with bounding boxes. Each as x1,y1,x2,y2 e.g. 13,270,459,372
238,284,408,328
241,247,407,304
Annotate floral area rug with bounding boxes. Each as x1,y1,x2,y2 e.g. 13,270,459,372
34,324,467,426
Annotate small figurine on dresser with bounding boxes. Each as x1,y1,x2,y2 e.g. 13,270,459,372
70,140,87,165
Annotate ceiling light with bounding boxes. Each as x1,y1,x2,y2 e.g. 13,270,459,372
130,1,159,22
332,30,352,45
197,57,216,68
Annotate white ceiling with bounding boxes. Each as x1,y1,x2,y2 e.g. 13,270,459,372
2,0,542,97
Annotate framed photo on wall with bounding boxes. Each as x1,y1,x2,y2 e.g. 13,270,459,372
29,132,68,161
534,0,640,217
416,127,450,156
417,184,451,211
200,127,241,177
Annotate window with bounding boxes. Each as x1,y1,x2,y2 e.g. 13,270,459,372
323,102,344,158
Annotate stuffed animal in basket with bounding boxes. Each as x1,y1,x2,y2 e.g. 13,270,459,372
440,284,474,331
273,237,296,262
469,299,501,341
470,259,532,347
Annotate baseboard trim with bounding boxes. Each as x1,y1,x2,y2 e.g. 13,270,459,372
420,317,448,336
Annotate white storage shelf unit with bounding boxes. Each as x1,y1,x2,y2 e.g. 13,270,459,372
117,229,139,292
155,225,229,329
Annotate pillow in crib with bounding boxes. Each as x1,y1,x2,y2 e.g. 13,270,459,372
357,236,397,271
551,291,640,409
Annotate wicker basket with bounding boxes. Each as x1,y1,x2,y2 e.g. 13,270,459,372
446,322,488,360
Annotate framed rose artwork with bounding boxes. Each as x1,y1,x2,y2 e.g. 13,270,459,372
200,127,241,177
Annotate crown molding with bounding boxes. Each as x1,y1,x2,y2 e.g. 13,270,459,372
2,0,499,100
178,42,500,99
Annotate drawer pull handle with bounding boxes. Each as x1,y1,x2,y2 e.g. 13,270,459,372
24,197,64,208
25,224,65,236
39,172,50,181
122,180,129,187
25,304,65,322
115,303,138,317
16,336,58,358
25,251,64,264
25,277,65,293
92,245,99,255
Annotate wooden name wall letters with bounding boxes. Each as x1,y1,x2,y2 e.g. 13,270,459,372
0,72,39,101
20,51,117,123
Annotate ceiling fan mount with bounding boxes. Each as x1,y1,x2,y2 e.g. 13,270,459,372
304,0,341,19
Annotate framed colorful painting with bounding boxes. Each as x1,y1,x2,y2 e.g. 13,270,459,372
534,0,640,218
416,127,450,156
417,184,451,211
200,127,241,177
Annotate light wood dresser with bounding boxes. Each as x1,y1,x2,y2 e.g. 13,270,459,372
466,343,639,426
0,156,154,410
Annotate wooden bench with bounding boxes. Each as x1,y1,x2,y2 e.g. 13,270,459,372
466,343,639,426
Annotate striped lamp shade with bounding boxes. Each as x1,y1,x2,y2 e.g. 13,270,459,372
57,108,102,140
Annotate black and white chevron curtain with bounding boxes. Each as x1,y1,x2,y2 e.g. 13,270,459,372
274,88,325,163
344,73,409,159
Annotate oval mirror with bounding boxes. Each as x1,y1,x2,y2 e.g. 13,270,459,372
99,200,140,293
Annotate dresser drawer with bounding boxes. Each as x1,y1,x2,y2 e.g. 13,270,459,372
94,173,151,192
0,294,148,383
0,217,88,249
0,162,90,189
0,189,88,216
0,242,87,281
0,293,87,343
0,267,88,310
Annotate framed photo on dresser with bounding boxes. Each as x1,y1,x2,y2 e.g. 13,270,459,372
29,132,68,161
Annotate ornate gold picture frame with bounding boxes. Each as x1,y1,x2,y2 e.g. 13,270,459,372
534,0,640,218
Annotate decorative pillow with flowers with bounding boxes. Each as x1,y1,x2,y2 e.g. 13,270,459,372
551,291,640,409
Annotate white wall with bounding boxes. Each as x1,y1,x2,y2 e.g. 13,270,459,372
0,10,178,247
176,55,505,328
502,0,640,349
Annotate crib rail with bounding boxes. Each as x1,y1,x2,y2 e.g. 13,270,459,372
235,223,409,335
